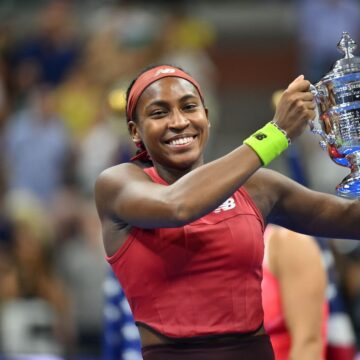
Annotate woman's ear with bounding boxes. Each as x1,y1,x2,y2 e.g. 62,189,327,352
205,108,210,127
128,121,142,143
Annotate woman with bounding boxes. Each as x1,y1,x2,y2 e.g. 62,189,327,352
95,65,360,360
262,225,328,360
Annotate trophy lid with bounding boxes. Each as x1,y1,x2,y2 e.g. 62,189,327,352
321,32,360,81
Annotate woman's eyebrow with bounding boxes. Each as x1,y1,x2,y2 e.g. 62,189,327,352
144,100,168,110
144,94,199,111
180,94,200,102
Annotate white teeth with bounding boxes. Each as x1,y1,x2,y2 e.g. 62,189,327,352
169,137,194,146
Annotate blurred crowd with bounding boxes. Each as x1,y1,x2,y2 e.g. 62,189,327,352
1,0,360,359
0,0,218,358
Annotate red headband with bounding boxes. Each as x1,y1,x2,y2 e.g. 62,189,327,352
126,65,204,122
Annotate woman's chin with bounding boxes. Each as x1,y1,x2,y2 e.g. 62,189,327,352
168,153,203,170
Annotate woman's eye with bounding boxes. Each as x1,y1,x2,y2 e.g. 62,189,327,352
183,103,197,111
150,109,167,117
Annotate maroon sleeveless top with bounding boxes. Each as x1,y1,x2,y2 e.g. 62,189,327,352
106,167,265,338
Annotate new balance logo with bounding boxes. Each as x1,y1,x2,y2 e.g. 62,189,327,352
155,68,176,76
254,132,267,140
214,197,236,213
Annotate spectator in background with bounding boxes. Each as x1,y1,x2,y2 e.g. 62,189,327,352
83,1,164,90
330,240,360,357
55,61,103,143
0,191,72,357
11,0,79,87
3,85,71,204
0,54,10,126
262,225,328,360
54,198,107,357
10,58,41,111
77,86,133,196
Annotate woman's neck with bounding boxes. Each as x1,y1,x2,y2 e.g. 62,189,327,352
154,158,204,184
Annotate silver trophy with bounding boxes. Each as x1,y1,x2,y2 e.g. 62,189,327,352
310,32,360,198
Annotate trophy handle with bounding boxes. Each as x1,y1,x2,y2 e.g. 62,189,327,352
308,84,336,147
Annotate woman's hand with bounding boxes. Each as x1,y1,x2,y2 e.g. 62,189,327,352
273,75,316,140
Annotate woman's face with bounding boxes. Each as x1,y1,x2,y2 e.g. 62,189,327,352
130,77,209,170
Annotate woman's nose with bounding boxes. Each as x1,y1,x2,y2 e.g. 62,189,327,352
169,109,190,129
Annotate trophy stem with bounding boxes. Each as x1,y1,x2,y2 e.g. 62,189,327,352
336,151,360,198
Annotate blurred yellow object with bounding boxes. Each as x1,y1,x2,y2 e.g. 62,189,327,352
56,90,100,140
5,190,53,243
271,89,284,110
108,88,127,113
170,18,216,50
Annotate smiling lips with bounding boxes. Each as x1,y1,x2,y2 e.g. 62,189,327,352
166,136,196,147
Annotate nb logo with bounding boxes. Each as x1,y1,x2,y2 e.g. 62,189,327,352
214,197,236,213
155,68,176,76
254,132,267,140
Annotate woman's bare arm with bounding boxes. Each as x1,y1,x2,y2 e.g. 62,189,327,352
267,226,326,360
95,145,261,229
262,169,360,240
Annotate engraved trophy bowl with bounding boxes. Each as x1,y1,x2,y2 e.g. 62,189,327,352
310,32,360,198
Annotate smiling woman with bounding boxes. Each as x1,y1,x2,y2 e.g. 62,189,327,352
94,64,360,360
131,78,209,173
126,66,208,170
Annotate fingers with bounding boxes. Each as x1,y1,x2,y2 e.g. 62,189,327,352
289,74,304,85
284,76,315,108
287,75,311,93
301,92,315,102
282,89,315,109
287,75,304,91
273,74,319,139
307,101,317,110
293,93,317,113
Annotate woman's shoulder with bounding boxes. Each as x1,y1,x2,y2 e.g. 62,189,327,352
94,163,152,213
98,162,143,178
96,162,150,189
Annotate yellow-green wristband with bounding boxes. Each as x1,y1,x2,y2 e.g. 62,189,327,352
243,121,290,166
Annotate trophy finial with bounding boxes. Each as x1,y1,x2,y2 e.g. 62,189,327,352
337,32,357,58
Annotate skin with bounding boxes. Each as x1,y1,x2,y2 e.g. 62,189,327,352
95,74,360,346
264,225,327,360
